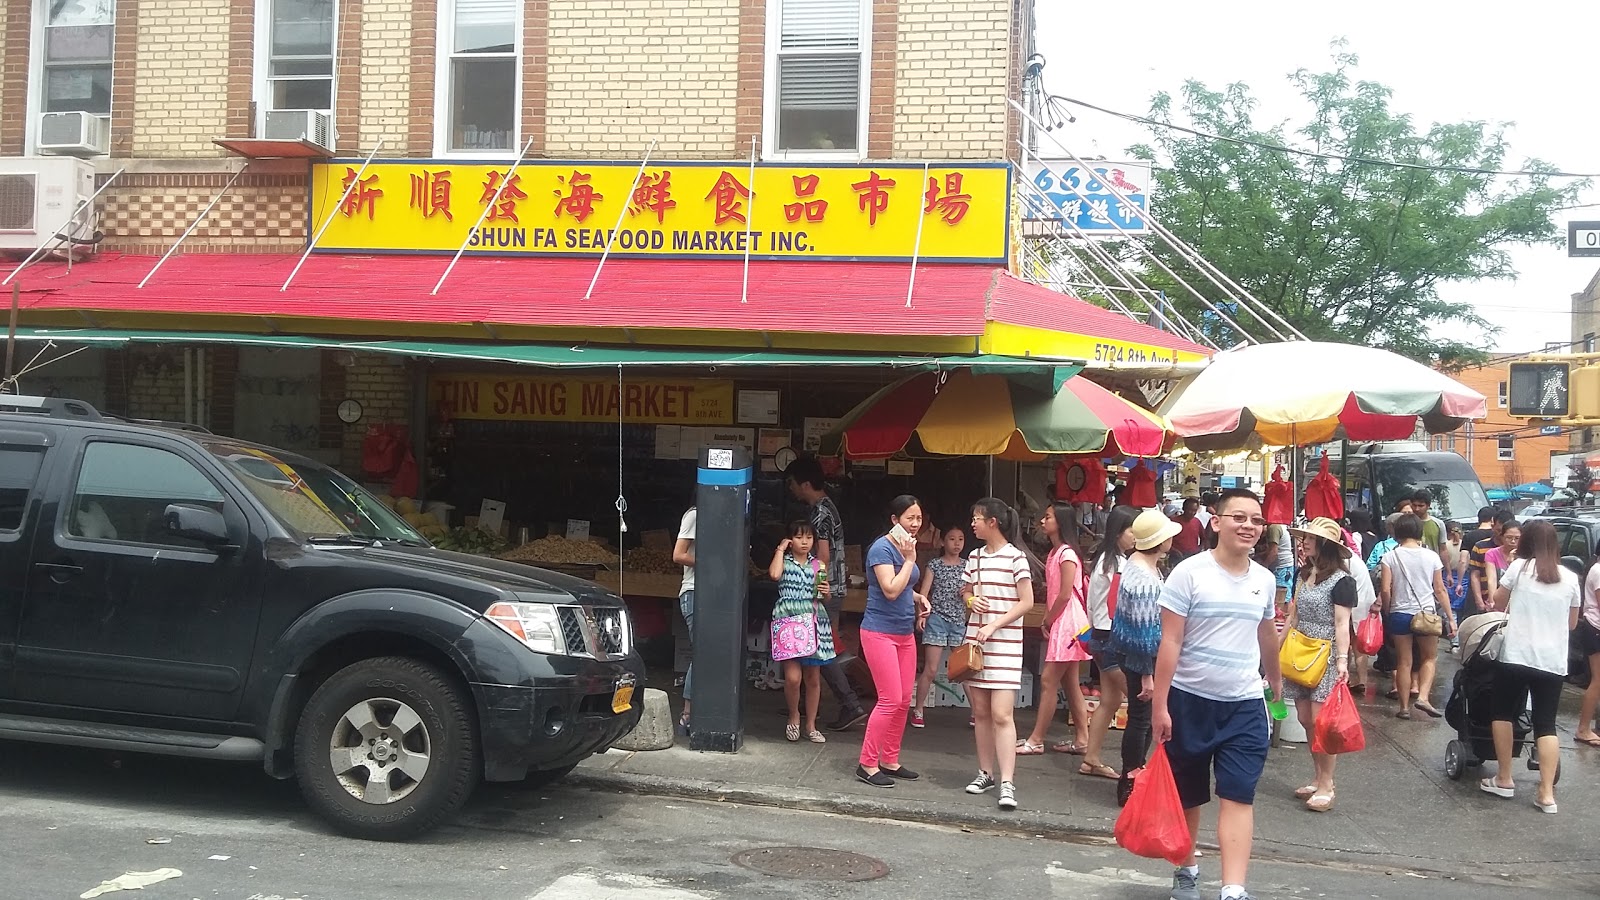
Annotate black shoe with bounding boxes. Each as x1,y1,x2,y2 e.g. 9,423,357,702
856,765,895,788
881,765,919,780
828,707,869,732
1116,774,1136,807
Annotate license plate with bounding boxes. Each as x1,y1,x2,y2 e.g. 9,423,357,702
611,684,635,714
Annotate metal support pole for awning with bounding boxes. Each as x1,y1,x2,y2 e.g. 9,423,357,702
284,140,383,292
583,140,657,301
739,137,757,304
2,167,125,287
905,161,930,309
139,164,250,288
433,136,534,296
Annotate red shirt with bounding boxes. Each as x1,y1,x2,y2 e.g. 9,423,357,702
1172,515,1202,554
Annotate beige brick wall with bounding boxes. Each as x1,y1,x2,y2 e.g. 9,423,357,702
359,0,413,150
892,0,1010,160
544,0,741,159
133,0,231,157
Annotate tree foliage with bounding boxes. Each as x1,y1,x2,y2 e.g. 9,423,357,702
1112,48,1584,365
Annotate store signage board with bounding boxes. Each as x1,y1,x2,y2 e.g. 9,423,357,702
432,374,734,424
1020,159,1150,235
738,390,781,425
803,417,842,452
309,161,1010,263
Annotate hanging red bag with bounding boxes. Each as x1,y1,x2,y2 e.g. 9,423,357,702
362,425,406,480
1355,609,1384,656
1312,681,1366,754
1263,465,1293,525
390,449,419,499
1113,743,1193,866
1303,455,1344,521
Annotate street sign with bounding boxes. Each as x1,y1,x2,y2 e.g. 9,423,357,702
1540,425,1563,435
1570,221,1600,258
1021,159,1150,236
1507,362,1571,417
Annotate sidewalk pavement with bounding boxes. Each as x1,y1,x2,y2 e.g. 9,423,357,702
574,654,1600,881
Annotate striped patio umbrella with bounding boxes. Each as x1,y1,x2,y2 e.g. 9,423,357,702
820,369,1171,461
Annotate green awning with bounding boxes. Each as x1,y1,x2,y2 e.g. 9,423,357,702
10,327,1085,384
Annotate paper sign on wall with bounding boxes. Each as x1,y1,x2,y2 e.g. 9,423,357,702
738,390,781,425
803,417,841,451
566,519,590,541
478,499,506,534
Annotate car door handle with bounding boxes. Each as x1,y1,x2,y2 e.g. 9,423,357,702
34,562,83,583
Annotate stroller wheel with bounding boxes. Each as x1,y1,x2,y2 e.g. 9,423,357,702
1444,740,1465,781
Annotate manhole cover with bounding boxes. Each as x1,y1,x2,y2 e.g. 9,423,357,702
731,847,890,881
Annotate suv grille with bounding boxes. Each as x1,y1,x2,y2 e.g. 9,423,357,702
555,605,631,659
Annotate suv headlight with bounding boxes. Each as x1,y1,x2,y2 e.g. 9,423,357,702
485,602,566,655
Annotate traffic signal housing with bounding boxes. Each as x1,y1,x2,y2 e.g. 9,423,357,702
1507,362,1570,418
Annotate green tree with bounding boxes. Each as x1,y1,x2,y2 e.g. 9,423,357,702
1112,48,1585,365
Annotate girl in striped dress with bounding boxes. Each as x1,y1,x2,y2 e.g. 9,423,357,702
768,520,836,743
961,498,1036,811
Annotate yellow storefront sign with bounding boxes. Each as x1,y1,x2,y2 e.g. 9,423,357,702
431,374,735,424
310,161,1009,262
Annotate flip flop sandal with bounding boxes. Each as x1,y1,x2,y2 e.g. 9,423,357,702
1050,741,1088,755
1078,762,1119,780
1016,740,1046,755
1294,784,1319,800
1576,735,1600,748
1415,701,1443,718
1306,791,1336,812
785,723,800,742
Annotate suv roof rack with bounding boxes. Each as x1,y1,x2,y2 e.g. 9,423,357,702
0,395,102,420
103,414,213,435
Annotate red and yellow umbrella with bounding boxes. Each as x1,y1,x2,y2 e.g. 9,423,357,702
821,370,1171,461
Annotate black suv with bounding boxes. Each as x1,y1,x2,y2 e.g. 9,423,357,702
0,396,642,839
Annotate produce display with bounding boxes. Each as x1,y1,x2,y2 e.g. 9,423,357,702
500,534,621,567
623,546,678,574
432,526,511,555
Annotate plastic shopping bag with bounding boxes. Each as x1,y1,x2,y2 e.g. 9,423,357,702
1312,681,1366,754
1113,743,1193,866
1354,610,1384,656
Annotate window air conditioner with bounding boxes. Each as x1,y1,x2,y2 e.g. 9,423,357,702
38,111,110,158
262,109,333,150
0,157,98,253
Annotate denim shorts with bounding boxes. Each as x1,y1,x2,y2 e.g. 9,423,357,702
921,610,966,647
1385,611,1415,637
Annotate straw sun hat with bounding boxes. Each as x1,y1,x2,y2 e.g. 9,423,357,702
1130,508,1183,551
1287,517,1352,559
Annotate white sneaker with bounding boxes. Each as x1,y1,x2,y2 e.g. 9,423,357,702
997,781,1017,810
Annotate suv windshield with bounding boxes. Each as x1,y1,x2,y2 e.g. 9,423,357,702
1372,460,1489,523
206,442,424,543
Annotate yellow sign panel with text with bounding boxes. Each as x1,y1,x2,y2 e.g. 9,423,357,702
310,161,1009,262
431,374,735,424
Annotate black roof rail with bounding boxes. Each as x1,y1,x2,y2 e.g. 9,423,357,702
0,395,102,420
103,415,214,435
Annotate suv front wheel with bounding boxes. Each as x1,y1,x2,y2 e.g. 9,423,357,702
294,656,479,840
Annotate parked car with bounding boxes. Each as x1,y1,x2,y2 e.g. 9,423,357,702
0,396,643,840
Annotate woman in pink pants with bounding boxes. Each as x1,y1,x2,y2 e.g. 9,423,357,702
855,495,930,788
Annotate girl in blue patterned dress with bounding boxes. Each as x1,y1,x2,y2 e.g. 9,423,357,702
768,520,837,743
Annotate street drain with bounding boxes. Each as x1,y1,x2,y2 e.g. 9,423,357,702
731,847,890,881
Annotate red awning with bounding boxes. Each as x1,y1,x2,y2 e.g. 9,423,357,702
10,252,1210,357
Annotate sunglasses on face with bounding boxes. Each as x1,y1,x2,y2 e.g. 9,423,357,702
1220,513,1268,527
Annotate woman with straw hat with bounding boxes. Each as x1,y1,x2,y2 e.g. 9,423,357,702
1282,517,1356,812
1107,507,1183,806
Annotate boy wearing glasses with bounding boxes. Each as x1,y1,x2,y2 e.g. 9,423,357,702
1152,489,1282,900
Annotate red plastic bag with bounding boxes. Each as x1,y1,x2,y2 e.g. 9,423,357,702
1355,610,1384,656
1303,455,1344,521
1263,466,1293,525
1114,743,1193,866
1312,681,1366,754
362,425,407,480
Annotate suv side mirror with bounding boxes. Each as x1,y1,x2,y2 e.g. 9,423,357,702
165,503,232,548
1561,555,1585,578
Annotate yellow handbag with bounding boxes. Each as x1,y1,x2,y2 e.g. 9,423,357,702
1279,628,1333,688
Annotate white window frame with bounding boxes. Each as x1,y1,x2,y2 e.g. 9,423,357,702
1496,436,1514,461
25,0,116,154
761,0,871,162
252,0,339,134
432,0,522,158
1497,381,1507,409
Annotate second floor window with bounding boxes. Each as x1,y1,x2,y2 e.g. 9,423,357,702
441,0,517,153
43,0,114,117
266,0,335,111
766,0,867,157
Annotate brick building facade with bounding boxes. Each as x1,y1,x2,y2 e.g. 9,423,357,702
2,0,1031,477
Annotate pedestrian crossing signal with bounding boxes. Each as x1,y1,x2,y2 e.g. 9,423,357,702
1507,362,1570,418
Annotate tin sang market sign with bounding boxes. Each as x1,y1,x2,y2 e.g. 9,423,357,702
431,374,735,425
309,161,1009,263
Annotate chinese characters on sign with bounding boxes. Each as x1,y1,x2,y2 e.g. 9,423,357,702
1021,159,1151,236
312,161,1010,261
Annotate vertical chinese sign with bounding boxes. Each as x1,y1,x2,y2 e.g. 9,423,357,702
308,162,1010,262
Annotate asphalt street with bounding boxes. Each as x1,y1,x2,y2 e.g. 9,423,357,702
0,741,1591,900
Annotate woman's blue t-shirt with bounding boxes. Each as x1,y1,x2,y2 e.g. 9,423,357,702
863,535,920,635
